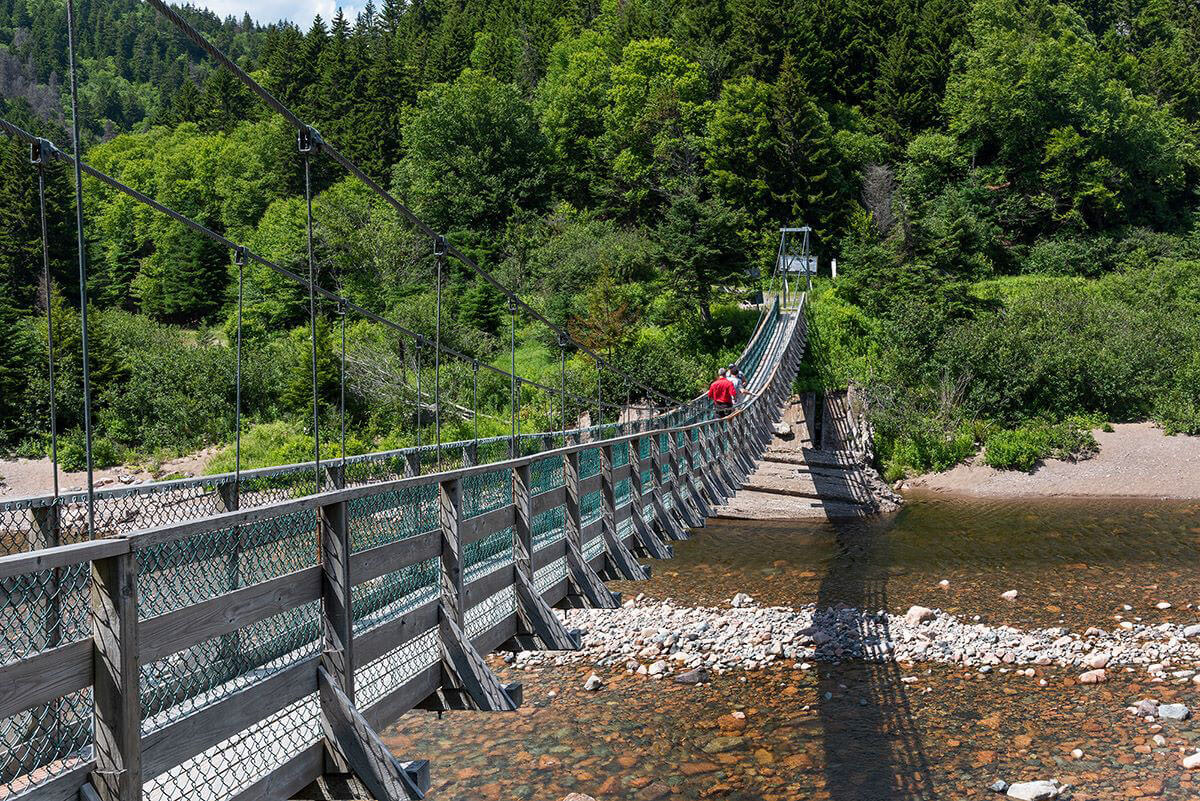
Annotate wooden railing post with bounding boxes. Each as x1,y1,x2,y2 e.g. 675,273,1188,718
438,478,463,631
562,449,617,608
31,505,63,648
649,434,686,541
629,437,672,559
463,443,477,467
666,431,702,529
91,548,142,801
512,464,532,585
318,496,354,773
598,444,646,580
506,461,581,650
403,451,420,478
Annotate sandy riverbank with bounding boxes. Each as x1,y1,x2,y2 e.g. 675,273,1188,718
908,422,1200,500
0,449,219,499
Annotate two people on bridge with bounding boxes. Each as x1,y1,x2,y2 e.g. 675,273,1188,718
707,366,745,416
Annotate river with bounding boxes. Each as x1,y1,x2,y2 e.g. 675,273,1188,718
382,497,1200,800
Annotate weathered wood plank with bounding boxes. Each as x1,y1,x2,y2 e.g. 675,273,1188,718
0,539,128,580
348,530,440,588
1,759,94,801
90,550,142,801
460,505,514,548
140,658,317,777
227,742,324,801
0,638,92,720
530,486,565,517
354,598,439,669
139,567,322,664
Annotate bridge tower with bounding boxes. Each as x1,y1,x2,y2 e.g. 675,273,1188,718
776,225,814,305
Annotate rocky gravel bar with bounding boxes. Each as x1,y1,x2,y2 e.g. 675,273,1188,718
507,594,1200,681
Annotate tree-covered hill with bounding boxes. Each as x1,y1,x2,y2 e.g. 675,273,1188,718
2,0,1200,475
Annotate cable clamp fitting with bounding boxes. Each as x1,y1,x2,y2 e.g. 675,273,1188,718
233,245,249,267
297,126,324,155
30,138,56,165
414,334,426,348
434,235,447,257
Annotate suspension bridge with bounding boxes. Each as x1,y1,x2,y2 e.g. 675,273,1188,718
0,3,810,800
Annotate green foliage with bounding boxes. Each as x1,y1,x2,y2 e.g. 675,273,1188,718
983,419,1099,471
395,70,550,233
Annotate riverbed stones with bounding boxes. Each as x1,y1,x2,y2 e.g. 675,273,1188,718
1078,669,1107,684
1001,590,1019,601
906,605,936,625
1185,752,1200,769
730,593,755,608
1083,652,1110,669
583,673,604,691
674,667,709,685
1005,779,1063,800
1159,702,1190,720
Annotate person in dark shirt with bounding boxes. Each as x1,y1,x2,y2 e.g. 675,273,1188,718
707,368,735,416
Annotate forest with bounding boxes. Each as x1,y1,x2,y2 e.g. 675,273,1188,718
1,0,1200,479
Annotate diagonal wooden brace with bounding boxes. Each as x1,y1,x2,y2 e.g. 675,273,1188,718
598,524,650,582
318,666,429,800
631,512,674,560
419,615,522,712
503,569,582,651
563,548,621,609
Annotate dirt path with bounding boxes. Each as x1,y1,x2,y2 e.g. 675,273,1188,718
908,422,1200,499
0,448,220,499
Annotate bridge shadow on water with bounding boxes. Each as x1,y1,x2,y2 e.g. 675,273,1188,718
805,466,937,799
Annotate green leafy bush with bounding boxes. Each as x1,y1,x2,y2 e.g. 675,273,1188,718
58,428,122,472
983,420,1098,471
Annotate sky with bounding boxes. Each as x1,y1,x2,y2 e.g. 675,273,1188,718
197,0,361,25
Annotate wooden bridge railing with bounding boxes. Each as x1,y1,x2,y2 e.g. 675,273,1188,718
0,301,806,801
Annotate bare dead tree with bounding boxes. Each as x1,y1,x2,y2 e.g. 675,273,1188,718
862,165,897,238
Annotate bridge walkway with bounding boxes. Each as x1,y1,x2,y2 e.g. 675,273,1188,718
0,300,807,801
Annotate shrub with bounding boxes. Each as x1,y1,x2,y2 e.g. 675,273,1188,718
983,419,1098,471
57,428,122,472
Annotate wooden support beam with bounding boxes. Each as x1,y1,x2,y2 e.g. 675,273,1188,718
628,438,673,561
649,435,687,542
420,477,521,711
90,549,142,801
502,569,581,651
319,496,354,775
562,450,619,609
317,667,428,800
504,464,580,650
419,614,522,711
597,444,649,582
403,452,420,478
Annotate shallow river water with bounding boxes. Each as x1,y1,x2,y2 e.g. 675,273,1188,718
383,497,1200,800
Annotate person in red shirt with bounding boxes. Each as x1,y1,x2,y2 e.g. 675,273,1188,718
707,368,735,416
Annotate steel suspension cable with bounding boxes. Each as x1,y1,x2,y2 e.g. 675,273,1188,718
140,0,677,410
509,300,516,456
0,119,630,417
234,247,246,506
65,0,94,539
32,144,59,506
339,300,347,475
301,143,321,491
434,236,445,470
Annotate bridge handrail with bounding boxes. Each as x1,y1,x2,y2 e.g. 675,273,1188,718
0,300,783,553
0,303,806,801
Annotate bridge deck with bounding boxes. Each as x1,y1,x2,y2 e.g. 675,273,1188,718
0,299,806,801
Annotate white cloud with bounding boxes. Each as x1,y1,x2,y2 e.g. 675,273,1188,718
196,0,363,25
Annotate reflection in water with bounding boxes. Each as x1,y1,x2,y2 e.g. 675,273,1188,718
383,498,1200,800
